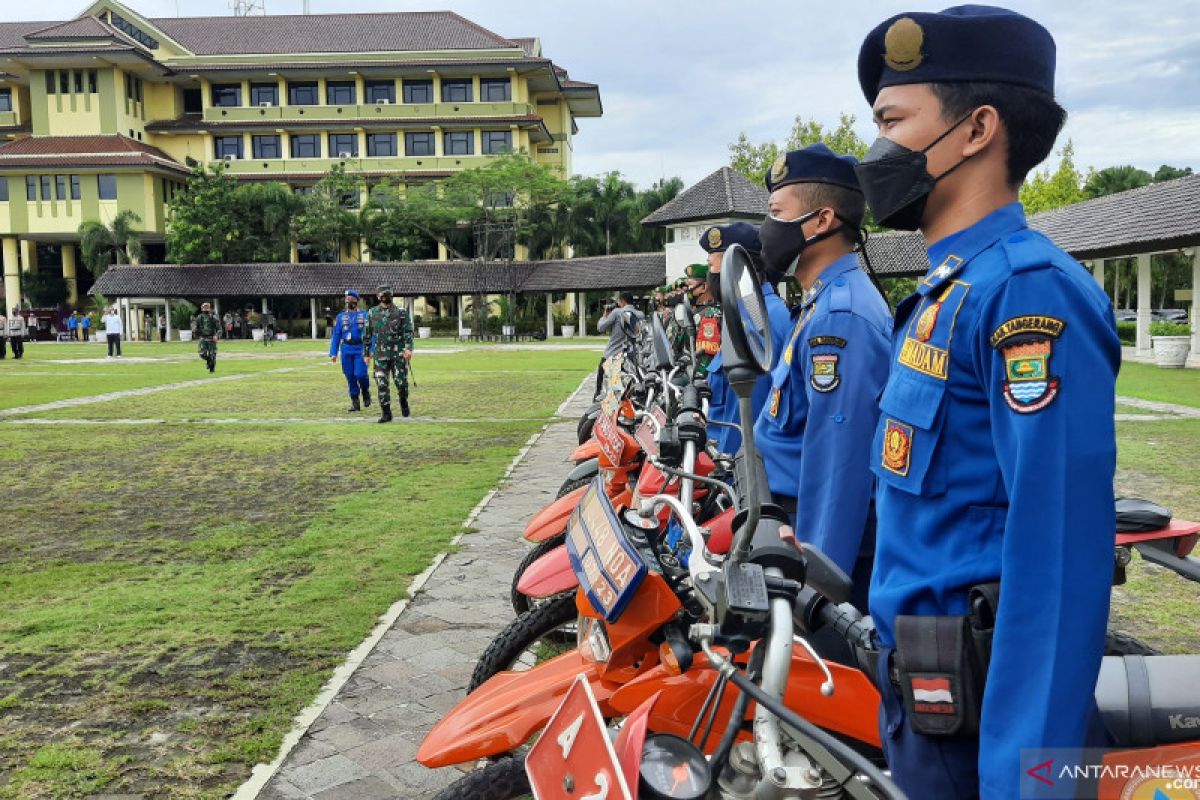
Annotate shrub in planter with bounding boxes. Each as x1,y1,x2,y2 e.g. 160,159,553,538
1115,321,1136,346
1150,321,1191,337
1150,321,1192,368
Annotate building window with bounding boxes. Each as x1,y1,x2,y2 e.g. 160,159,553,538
109,11,159,49
328,133,358,158
0,88,10,112
404,132,434,156
252,135,282,159
441,79,473,103
98,175,117,200
366,133,397,157
61,71,70,94
45,71,55,95
88,70,98,93
135,77,143,103
73,71,83,93
40,176,51,200
290,134,320,158
288,81,318,105
214,136,244,159
480,78,511,102
183,89,202,114
26,176,37,200
0,177,8,202
326,81,356,105
56,175,67,200
482,130,512,154
402,79,433,104
71,175,81,200
211,84,241,108
444,131,474,155
365,81,395,104
250,83,278,106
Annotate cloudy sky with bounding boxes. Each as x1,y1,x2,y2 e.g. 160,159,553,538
11,0,1200,188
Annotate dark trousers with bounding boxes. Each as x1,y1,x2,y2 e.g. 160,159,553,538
594,358,608,399
10,334,23,359
0,335,6,358
107,334,122,357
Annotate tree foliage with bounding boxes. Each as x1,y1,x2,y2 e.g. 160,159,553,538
79,210,144,275
1019,140,1086,214
729,113,869,184
1083,165,1154,199
293,165,364,262
166,164,299,263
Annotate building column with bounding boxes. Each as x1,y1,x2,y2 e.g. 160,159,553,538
213,298,221,320
120,297,131,341
262,297,268,314
457,295,464,335
164,298,173,341
437,242,449,261
289,239,300,264
310,298,318,339
19,240,37,276
2,238,19,311
62,244,79,307
546,292,554,339
577,292,587,336
1092,259,1106,299
1136,253,1152,357
1188,250,1200,369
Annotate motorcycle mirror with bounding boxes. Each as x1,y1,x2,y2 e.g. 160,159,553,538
719,244,773,376
650,312,673,371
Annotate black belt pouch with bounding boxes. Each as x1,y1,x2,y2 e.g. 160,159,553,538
893,614,986,737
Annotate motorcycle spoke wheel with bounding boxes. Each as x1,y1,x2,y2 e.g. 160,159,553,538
470,594,578,692
430,753,532,800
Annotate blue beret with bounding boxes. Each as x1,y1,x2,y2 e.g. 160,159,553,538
858,5,1056,104
765,143,861,194
699,222,761,254
344,289,360,299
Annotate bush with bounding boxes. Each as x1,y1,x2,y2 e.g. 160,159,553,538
1116,321,1136,345
170,301,197,331
1150,321,1191,337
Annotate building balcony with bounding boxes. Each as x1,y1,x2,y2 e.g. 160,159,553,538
218,154,494,176
201,101,536,125
0,111,19,128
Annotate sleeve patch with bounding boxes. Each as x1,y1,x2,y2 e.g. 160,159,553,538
810,353,841,392
991,315,1066,414
808,335,847,348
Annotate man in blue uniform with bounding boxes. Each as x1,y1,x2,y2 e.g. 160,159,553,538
752,144,891,601
328,289,372,412
855,8,1120,798
698,223,790,456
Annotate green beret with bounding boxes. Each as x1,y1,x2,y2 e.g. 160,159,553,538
376,284,392,294
685,263,709,279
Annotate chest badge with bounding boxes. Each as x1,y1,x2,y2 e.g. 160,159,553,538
810,353,841,393
991,315,1066,414
882,419,913,476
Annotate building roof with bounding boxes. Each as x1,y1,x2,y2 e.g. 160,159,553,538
25,16,130,41
859,231,928,277
1028,173,1200,260
641,167,768,227
0,134,189,175
91,254,667,299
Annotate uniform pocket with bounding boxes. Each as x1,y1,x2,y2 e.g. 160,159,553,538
871,369,948,496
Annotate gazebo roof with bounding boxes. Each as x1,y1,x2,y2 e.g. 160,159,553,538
641,167,767,227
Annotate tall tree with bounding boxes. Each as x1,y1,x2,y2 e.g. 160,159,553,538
293,165,366,261
361,182,438,261
1153,165,1193,183
1083,165,1153,199
1019,140,1085,213
79,210,145,275
729,113,869,183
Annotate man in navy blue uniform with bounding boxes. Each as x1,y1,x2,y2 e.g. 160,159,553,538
698,223,791,456
855,7,1120,798
753,144,891,603
328,289,372,412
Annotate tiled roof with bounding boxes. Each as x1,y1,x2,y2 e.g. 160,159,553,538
642,167,768,226
24,16,137,44
147,12,518,56
0,134,189,174
91,254,667,298
168,56,550,73
859,231,928,277
511,37,540,57
1028,174,1200,259
0,21,53,49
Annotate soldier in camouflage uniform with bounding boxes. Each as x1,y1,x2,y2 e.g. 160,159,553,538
684,263,722,379
364,284,414,422
191,302,222,372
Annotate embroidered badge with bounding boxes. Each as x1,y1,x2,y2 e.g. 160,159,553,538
707,227,722,249
910,676,957,715
696,316,721,355
770,154,788,185
884,17,924,72
810,354,841,392
807,335,847,348
769,387,781,417
991,316,1066,414
921,255,964,289
898,281,970,380
882,419,913,476
914,302,941,342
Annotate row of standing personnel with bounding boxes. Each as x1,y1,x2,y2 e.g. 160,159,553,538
644,7,1119,798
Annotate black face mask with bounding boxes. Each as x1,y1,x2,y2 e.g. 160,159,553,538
853,113,974,231
346,300,358,309
706,272,722,304
758,209,849,284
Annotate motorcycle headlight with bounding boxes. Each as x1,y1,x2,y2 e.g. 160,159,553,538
578,615,612,664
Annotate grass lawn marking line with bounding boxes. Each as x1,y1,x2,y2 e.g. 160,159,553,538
1115,396,1200,418
1115,414,1186,422
0,366,309,417
228,377,585,800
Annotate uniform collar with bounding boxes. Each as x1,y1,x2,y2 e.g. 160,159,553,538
919,202,1028,296
801,253,859,308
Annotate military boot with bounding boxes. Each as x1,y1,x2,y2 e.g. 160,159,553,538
208,356,216,372
347,395,361,412
399,388,411,418
377,403,392,423
361,383,372,407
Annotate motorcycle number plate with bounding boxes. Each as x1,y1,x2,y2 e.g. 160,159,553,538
527,676,633,800
634,404,667,459
594,409,626,466
566,478,647,623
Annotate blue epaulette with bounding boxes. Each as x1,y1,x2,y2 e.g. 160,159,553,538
828,273,853,313
1001,230,1056,274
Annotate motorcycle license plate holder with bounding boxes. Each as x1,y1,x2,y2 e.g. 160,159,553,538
566,478,648,623
526,675,633,800
634,403,668,460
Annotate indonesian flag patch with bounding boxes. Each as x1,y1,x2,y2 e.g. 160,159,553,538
910,676,956,715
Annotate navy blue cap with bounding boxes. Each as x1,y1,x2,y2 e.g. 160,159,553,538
699,222,761,254
765,143,861,194
344,289,360,299
858,5,1056,104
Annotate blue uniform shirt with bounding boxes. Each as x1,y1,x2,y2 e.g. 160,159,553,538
328,309,369,356
868,203,1120,798
753,253,891,572
708,283,792,455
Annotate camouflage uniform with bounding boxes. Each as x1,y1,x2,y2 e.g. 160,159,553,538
192,310,222,372
693,304,722,379
365,294,414,420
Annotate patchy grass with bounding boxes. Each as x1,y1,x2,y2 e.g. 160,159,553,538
1116,361,1200,408
0,345,592,798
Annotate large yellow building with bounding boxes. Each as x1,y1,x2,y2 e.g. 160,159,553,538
0,0,600,307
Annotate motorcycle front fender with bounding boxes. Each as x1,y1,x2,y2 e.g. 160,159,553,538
570,439,602,463
523,485,586,543
516,544,577,598
416,651,613,768
565,457,600,485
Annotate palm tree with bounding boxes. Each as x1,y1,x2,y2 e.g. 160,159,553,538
79,211,145,276
1083,166,1152,199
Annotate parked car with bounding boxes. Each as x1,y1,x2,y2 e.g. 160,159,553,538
1152,308,1189,323
1114,309,1137,323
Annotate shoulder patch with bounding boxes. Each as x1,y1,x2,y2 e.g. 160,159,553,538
991,315,1066,414
808,335,847,349
810,353,840,392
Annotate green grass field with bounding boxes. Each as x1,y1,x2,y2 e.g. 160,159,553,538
1116,360,1200,408
0,339,598,799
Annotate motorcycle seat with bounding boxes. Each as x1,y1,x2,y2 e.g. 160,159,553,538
1095,655,1200,747
1115,497,1171,533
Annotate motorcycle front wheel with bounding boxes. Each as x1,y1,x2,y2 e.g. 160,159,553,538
470,594,577,692
430,753,531,800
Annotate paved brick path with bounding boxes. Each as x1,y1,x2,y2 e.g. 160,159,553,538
250,383,592,800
